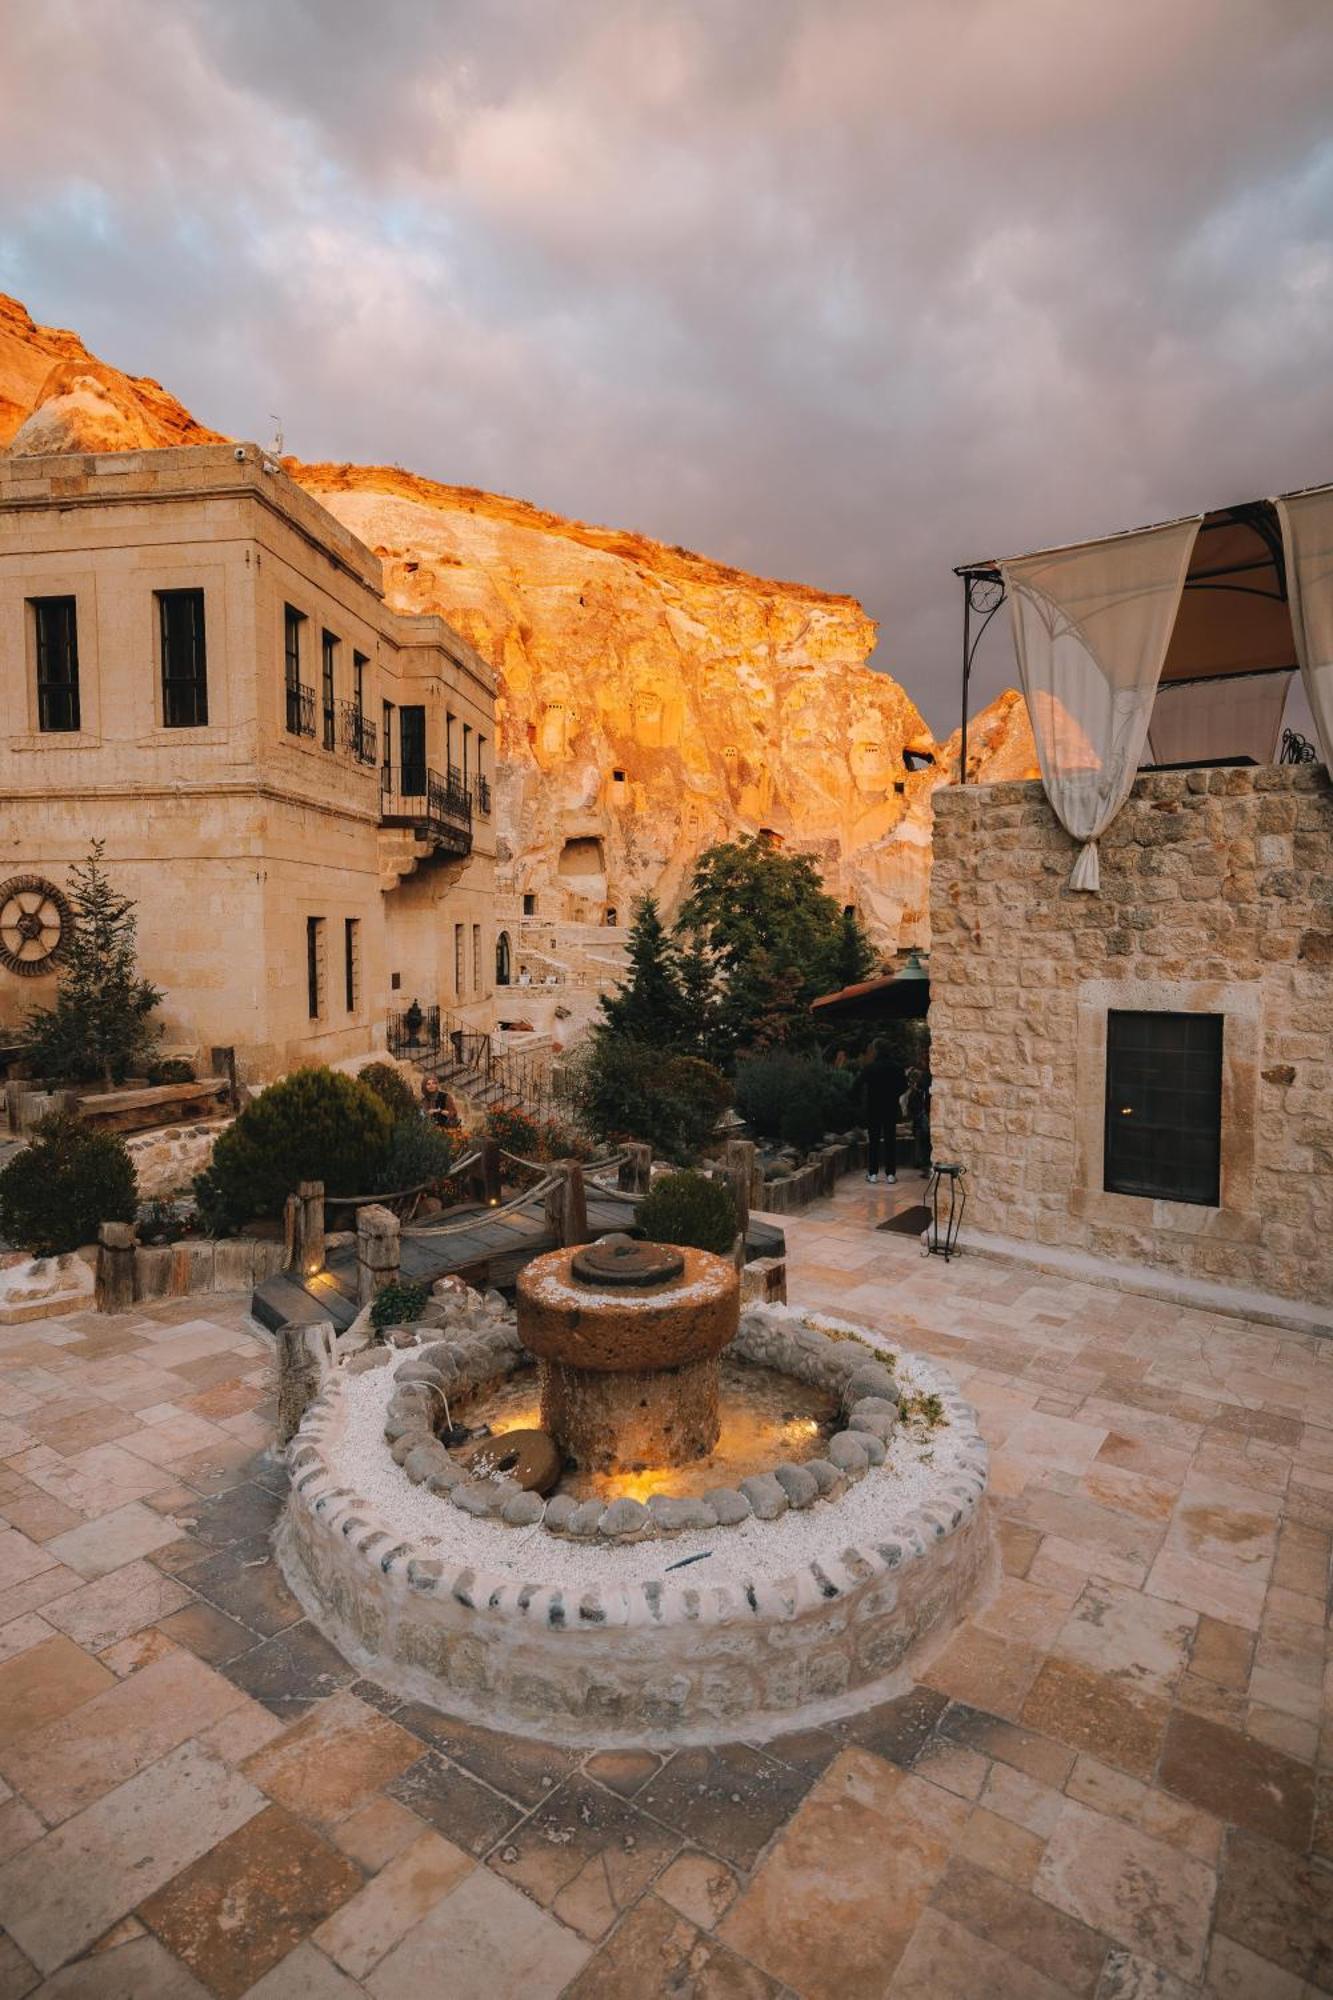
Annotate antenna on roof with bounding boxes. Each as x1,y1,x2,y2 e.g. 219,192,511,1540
269,413,285,456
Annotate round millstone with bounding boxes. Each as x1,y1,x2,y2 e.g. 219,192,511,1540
570,1235,685,1289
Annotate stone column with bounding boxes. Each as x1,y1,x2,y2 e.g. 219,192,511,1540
284,1181,325,1277
95,1221,137,1314
618,1142,652,1194
356,1203,401,1306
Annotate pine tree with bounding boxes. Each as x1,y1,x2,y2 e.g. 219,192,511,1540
596,894,686,1048
836,905,876,988
676,931,721,1065
22,842,163,1089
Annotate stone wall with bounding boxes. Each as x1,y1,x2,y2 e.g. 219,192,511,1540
126,1118,230,1199
929,764,1333,1310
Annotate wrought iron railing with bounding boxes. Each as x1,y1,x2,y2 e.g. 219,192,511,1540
387,1003,567,1123
339,702,378,764
1279,727,1319,766
380,765,473,850
285,682,316,738
475,774,492,816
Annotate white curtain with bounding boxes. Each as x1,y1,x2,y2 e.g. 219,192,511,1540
1276,487,1333,768
1146,671,1292,768
1003,517,1201,889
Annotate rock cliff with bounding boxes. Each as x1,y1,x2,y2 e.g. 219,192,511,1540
0,293,1036,978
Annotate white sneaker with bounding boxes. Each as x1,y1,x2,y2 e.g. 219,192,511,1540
865,1172,879,1184
883,1174,897,1185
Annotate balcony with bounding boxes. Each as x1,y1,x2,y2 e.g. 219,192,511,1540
380,764,473,857
285,682,316,738
339,702,378,765
475,773,492,816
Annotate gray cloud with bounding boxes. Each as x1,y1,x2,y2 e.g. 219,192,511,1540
2,0,1332,729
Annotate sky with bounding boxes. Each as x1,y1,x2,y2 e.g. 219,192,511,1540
2,0,1333,730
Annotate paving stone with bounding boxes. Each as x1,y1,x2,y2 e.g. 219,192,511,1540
583,1747,662,1798
0,1633,114,1747
219,1622,358,1717
0,1742,263,1973
1021,1656,1170,1780
312,1827,473,1979
935,1701,1078,1786
240,1941,365,1998
329,1795,427,1874
43,1561,192,1653
32,1933,212,1997
385,1752,523,1857
394,1701,579,1806
1158,1706,1315,1851
957,1804,1047,1888
181,1551,305,1637
241,1691,423,1830
886,1906,1076,1999
0,1932,38,2000
364,1866,590,1999
639,1743,813,1870
837,1683,950,1767
155,1599,258,1667
654,1849,740,1929
489,1771,680,1941
563,1893,779,2000
138,1802,362,2000
931,1854,1109,1995
44,1501,181,1580
1214,1827,1333,1985
1035,1797,1216,1986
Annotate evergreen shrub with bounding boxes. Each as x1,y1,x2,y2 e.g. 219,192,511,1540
0,1112,137,1256
369,1278,429,1331
357,1062,420,1123
572,1038,730,1164
636,1169,738,1256
735,1053,855,1155
193,1066,392,1233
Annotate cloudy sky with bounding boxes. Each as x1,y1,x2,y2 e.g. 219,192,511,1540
3,0,1332,727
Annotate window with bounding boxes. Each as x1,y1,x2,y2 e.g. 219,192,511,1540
612,768,626,783
605,906,618,927
496,931,511,986
31,596,80,733
1104,1010,1222,1206
321,631,338,749
400,706,426,794
306,917,325,1020
523,892,536,917
381,700,394,774
463,723,472,785
284,606,310,735
344,918,360,1013
158,589,207,728
472,923,481,993
454,923,465,996
446,711,456,778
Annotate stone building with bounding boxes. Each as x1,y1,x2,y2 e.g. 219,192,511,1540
0,444,497,1080
931,492,1333,1325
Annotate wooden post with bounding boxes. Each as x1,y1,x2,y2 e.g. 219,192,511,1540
722,1139,754,1260
545,1160,589,1247
284,1181,325,1277
480,1136,502,1206
210,1045,240,1112
619,1142,652,1194
356,1203,401,1306
95,1220,137,1314
276,1320,323,1445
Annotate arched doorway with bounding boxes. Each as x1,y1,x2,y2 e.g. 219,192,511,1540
496,930,512,986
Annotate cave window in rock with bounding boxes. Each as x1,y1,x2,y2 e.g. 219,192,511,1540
523,892,536,916
605,906,618,927
903,748,935,773
558,836,606,880
496,930,512,986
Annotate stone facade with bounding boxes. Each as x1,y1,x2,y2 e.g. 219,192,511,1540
0,445,497,1081
930,764,1333,1313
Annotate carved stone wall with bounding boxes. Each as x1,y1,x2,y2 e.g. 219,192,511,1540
929,764,1333,1309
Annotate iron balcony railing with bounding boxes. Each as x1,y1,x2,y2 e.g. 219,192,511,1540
475,774,492,815
339,702,378,765
285,682,316,738
380,764,474,852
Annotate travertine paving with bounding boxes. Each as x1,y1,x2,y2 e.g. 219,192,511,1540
0,1173,1329,1996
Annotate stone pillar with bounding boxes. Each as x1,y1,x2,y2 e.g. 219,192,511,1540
356,1203,401,1306
544,1161,589,1247
284,1181,326,1277
618,1142,652,1194
276,1320,324,1445
95,1221,137,1314
722,1139,755,1264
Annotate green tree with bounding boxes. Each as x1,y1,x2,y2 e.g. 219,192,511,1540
676,932,723,1065
597,894,686,1047
21,843,163,1088
836,905,876,988
677,836,861,1057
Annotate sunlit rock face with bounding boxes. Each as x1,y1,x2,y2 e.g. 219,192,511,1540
0,291,1036,1006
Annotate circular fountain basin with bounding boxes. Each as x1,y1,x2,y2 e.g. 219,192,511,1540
277,1302,992,1745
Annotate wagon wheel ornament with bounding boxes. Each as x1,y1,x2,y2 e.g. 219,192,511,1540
0,876,72,977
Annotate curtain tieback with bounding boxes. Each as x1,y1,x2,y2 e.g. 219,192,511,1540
1070,840,1101,893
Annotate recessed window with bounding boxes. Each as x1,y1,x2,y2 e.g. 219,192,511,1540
522,892,536,917
306,916,326,1021
391,970,402,992
1104,1010,1222,1206
321,631,338,750
496,930,512,986
158,589,207,728
31,596,80,733
284,605,312,736
344,917,360,1013
612,769,626,783
454,922,465,996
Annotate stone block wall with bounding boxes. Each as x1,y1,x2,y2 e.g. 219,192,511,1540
126,1118,230,1199
929,764,1333,1308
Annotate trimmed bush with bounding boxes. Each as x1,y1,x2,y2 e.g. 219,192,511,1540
735,1053,855,1155
369,1278,428,1332
193,1066,392,1234
637,1170,737,1256
372,1117,456,1194
358,1062,420,1124
0,1112,137,1257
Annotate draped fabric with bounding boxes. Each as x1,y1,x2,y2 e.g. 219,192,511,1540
1276,487,1333,769
1146,671,1293,769
1002,517,1201,890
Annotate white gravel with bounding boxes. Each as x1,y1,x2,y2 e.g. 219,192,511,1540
325,1330,975,1590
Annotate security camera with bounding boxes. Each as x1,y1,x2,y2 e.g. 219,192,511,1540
233,445,247,462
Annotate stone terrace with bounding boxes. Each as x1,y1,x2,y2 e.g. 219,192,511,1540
0,1176,1328,1996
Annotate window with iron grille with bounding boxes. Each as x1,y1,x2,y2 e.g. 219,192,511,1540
158,589,208,727
306,916,325,1021
31,596,80,733
321,631,338,749
344,917,360,1013
1104,1010,1222,1206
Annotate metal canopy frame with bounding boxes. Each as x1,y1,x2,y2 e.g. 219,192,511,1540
952,499,1299,783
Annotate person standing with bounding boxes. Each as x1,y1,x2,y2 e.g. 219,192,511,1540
857,1038,907,1186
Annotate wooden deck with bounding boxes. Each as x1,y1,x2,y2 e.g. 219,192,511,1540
251,1193,785,1333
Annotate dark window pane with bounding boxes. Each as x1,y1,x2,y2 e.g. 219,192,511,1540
33,596,80,732
1104,1010,1222,1206
159,589,208,728
322,631,337,749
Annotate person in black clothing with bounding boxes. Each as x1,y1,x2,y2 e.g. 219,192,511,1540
856,1038,907,1185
